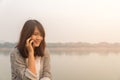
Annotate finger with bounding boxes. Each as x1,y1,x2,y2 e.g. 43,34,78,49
30,40,34,45
26,37,31,46
26,37,31,44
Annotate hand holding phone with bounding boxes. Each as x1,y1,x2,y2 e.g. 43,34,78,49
26,37,34,54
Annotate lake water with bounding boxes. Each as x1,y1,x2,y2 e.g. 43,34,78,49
1,51,120,80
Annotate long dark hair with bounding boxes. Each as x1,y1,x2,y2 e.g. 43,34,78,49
16,19,46,58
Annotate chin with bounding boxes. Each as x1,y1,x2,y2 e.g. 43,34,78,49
34,44,39,47
34,44,40,47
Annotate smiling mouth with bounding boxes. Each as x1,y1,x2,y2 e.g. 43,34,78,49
34,41,40,44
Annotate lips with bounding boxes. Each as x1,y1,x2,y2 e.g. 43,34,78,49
34,40,41,45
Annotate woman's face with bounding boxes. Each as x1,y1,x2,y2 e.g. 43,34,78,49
31,27,43,47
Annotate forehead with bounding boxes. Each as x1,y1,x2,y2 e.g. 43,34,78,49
34,27,40,33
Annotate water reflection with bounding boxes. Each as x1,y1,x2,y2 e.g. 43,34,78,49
49,50,120,56
50,51,120,80
0,50,11,56
1,51,120,80
0,52,11,80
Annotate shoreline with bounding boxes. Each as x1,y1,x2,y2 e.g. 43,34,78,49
1,47,120,53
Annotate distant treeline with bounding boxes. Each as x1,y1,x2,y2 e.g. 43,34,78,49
1,42,120,53
47,42,120,53
0,42,16,48
1,42,120,48
47,42,120,48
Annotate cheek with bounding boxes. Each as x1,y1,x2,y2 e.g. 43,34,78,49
31,36,36,40
41,37,43,40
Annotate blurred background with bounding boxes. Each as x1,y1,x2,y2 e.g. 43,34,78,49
1,0,120,80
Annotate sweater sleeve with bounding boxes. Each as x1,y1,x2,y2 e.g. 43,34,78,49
41,49,52,80
10,48,37,80
40,77,51,80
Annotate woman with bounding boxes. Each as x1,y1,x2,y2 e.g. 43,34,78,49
10,20,52,80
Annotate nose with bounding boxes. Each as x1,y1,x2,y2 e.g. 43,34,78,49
37,35,43,40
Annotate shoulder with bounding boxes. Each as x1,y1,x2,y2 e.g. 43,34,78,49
10,48,19,56
44,48,50,57
10,48,23,60
10,48,26,65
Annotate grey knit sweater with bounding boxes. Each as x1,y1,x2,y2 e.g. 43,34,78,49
10,48,52,80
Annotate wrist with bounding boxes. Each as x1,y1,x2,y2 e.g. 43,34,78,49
28,52,34,56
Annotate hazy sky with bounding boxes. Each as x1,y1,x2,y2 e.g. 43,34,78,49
0,0,120,43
